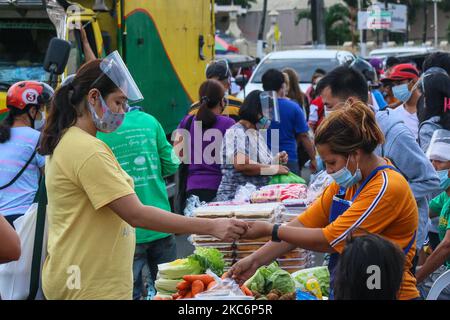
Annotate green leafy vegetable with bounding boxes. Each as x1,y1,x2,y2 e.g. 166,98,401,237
244,262,295,295
187,247,226,276
266,269,296,294
158,259,202,280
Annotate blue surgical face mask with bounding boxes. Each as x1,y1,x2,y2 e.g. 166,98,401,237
392,83,412,103
256,116,271,130
330,156,362,188
437,169,450,190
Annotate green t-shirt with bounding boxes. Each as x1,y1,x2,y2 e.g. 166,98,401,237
429,192,450,268
98,110,180,244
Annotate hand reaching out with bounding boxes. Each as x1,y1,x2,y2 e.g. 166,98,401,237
240,221,273,240
210,218,249,242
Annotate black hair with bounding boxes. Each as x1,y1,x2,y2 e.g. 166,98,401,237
239,90,263,124
386,56,401,70
334,232,405,300
262,69,285,92
316,66,369,103
419,72,450,129
196,79,224,130
40,59,119,155
314,68,326,76
0,104,39,143
422,51,450,74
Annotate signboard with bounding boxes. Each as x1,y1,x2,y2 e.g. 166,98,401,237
367,5,392,29
358,3,407,32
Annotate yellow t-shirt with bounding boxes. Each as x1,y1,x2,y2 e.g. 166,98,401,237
42,126,136,300
298,164,419,300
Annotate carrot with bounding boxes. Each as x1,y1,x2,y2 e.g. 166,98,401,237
240,285,253,297
207,280,217,290
221,272,229,279
183,274,215,285
178,289,189,297
172,293,179,300
184,291,193,299
191,280,205,296
176,280,191,291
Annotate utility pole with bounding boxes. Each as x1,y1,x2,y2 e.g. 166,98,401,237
433,0,440,47
382,0,389,48
358,0,367,57
316,0,326,48
423,0,428,44
257,0,268,59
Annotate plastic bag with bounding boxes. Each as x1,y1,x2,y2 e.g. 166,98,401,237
193,270,253,300
183,195,206,217
269,172,306,185
306,170,333,204
0,203,48,300
233,183,257,202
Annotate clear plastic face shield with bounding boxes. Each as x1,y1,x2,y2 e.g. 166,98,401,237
417,67,449,93
260,91,280,123
93,51,144,104
426,129,450,162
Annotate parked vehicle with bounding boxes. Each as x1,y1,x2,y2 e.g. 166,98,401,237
237,49,355,99
369,46,436,60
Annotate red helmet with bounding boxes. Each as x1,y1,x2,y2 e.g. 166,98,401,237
6,81,54,110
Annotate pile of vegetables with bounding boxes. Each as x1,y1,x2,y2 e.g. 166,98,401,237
154,248,227,298
172,273,253,300
244,262,296,300
173,274,216,300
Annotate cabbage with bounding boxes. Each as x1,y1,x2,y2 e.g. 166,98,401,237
244,269,266,293
244,262,295,294
155,278,182,294
266,269,296,294
188,247,226,276
158,259,202,280
292,266,330,296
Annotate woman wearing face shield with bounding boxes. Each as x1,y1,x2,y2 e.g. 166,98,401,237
229,102,420,300
0,81,52,226
216,90,289,201
38,55,248,300
416,129,450,300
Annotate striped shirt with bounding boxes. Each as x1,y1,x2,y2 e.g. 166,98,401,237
298,162,419,300
0,127,45,216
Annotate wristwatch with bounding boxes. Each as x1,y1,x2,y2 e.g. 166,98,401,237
271,224,282,242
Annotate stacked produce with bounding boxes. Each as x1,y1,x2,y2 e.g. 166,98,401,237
192,202,313,274
154,247,226,299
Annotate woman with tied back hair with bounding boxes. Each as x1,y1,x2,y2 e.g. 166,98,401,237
334,232,405,300
229,102,420,300
39,58,247,300
175,79,235,203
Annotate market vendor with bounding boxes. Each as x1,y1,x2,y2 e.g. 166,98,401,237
416,129,450,300
216,90,290,201
229,101,420,300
